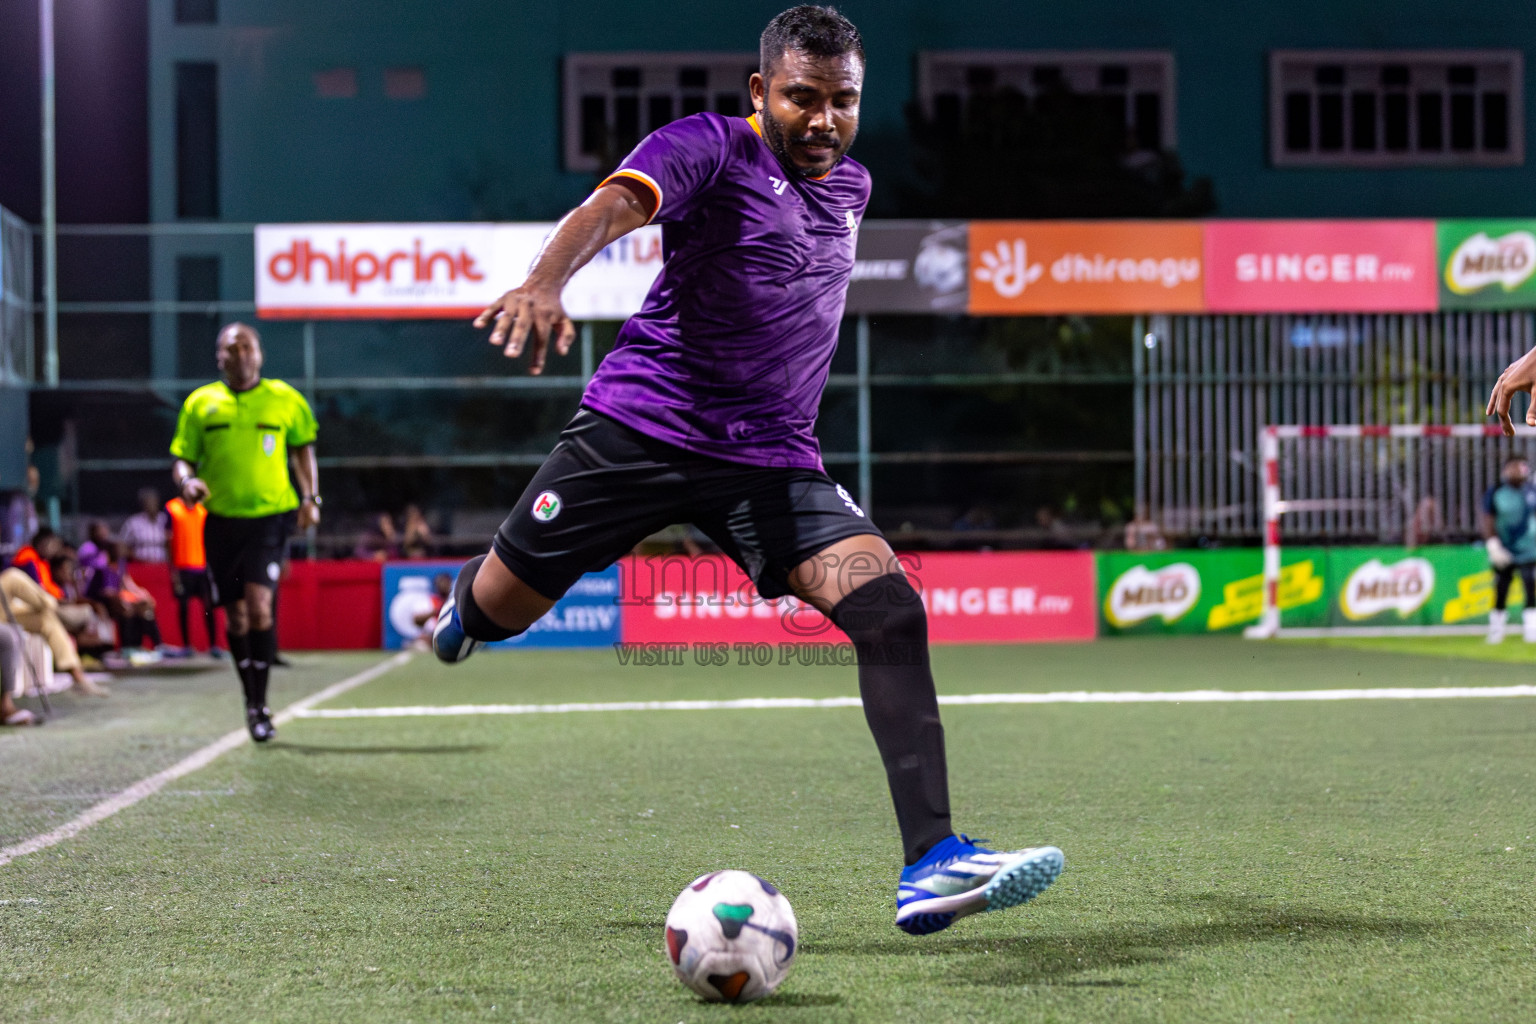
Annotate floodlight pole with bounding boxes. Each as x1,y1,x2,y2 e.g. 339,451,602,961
40,0,59,387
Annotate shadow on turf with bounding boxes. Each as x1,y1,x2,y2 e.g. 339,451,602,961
810,894,1475,987
270,743,492,756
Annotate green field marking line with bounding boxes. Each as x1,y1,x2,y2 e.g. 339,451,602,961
294,682,1536,720
0,651,413,870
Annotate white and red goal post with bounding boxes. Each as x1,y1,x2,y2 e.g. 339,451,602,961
1247,423,1536,638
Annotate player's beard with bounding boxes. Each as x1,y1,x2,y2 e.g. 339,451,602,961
760,105,854,179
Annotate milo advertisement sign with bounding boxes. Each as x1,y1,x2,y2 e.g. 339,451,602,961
1326,545,1502,627
1098,549,1327,635
1438,220,1536,310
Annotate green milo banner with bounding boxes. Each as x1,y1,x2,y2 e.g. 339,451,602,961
1438,220,1536,310
1098,546,1510,635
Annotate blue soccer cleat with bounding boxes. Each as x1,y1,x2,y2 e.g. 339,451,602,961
895,835,1064,936
432,558,485,665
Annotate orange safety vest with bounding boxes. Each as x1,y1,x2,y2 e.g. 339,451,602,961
11,546,62,600
164,498,208,570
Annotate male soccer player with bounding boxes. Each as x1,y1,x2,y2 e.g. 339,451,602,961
434,6,1062,936
1481,457,1536,643
170,323,319,741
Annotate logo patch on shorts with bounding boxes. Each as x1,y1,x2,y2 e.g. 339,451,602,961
835,484,866,518
531,490,563,522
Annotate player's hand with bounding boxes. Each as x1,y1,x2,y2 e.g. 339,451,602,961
297,502,321,530
473,282,576,376
1486,346,1536,435
181,476,210,504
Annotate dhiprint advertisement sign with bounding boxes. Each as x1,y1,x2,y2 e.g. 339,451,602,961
255,223,664,320
619,552,1096,646
967,222,1205,315
380,561,620,650
1437,220,1536,310
846,221,970,313
1203,220,1438,313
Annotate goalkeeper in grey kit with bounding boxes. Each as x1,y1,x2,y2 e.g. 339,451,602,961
1480,456,1536,643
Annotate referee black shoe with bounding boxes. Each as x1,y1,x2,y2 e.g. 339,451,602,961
246,705,276,743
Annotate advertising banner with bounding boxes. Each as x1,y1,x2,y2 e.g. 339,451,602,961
967,221,1205,315
1324,545,1497,627
1097,548,1328,635
381,561,620,650
1204,220,1438,313
847,221,969,313
620,551,1096,645
1437,220,1536,310
255,223,664,320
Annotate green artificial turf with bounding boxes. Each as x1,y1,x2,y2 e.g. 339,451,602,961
2,638,1534,1022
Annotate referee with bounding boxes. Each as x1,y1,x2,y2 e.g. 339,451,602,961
170,323,319,741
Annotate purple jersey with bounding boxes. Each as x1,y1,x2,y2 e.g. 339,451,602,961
580,112,870,470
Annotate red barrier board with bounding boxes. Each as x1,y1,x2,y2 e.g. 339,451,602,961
1204,220,1438,313
618,551,1096,645
131,560,383,650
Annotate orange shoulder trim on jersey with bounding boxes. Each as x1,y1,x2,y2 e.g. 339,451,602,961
597,169,663,223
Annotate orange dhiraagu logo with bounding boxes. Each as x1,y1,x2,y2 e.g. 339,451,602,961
968,222,1205,314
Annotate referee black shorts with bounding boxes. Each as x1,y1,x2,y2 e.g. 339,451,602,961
493,407,882,601
204,512,290,607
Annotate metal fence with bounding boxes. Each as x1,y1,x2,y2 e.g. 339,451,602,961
0,206,33,387
1134,311,1536,542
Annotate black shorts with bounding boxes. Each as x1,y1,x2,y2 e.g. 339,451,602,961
175,567,212,600
204,513,290,607
493,408,881,601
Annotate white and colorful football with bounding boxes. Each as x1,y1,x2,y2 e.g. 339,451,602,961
664,869,798,1003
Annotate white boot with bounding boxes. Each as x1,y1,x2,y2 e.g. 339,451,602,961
1489,609,1508,644
1522,608,1536,643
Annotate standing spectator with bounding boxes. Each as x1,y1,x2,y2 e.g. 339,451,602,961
401,504,435,559
2,567,110,696
170,322,319,742
163,494,221,656
1,466,40,562
120,488,167,563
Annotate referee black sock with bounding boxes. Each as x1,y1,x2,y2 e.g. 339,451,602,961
248,628,276,709
830,573,955,866
226,630,255,705
455,555,518,642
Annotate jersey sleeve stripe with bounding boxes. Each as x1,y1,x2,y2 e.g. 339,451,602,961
598,170,663,224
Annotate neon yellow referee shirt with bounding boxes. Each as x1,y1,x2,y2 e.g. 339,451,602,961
170,378,318,519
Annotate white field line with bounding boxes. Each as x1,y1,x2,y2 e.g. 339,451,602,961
0,651,412,870
293,683,1536,720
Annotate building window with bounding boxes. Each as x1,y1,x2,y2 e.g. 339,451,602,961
563,52,757,172
916,50,1176,152
1271,50,1523,166
384,67,427,101
174,0,217,25
313,67,358,99
176,255,220,377
175,62,219,219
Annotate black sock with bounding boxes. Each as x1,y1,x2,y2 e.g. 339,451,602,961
226,630,255,705
177,597,191,648
455,554,518,642
249,628,275,709
144,616,162,647
831,573,954,865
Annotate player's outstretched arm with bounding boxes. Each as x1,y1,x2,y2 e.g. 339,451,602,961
474,182,655,375
1487,346,1536,435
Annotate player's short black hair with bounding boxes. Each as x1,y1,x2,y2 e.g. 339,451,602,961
760,5,864,76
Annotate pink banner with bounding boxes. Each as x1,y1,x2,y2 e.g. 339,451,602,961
619,552,1096,645
1204,220,1438,313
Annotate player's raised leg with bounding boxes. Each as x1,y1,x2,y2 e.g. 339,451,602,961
432,549,553,663
789,533,1063,936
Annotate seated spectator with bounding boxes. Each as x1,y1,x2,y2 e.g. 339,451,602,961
0,625,42,726
1,567,109,697
120,488,167,563
401,505,436,559
408,572,453,649
88,542,164,653
77,520,113,590
354,512,400,562
10,527,66,599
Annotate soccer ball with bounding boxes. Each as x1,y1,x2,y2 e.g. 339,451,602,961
664,869,798,1003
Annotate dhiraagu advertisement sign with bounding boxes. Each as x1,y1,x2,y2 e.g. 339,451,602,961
1098,549,1327,635
1438,220,1536,310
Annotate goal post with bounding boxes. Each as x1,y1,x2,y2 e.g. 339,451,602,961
1246,423,1536,639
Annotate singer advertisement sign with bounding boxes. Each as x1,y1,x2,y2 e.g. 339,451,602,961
255,223,665,319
